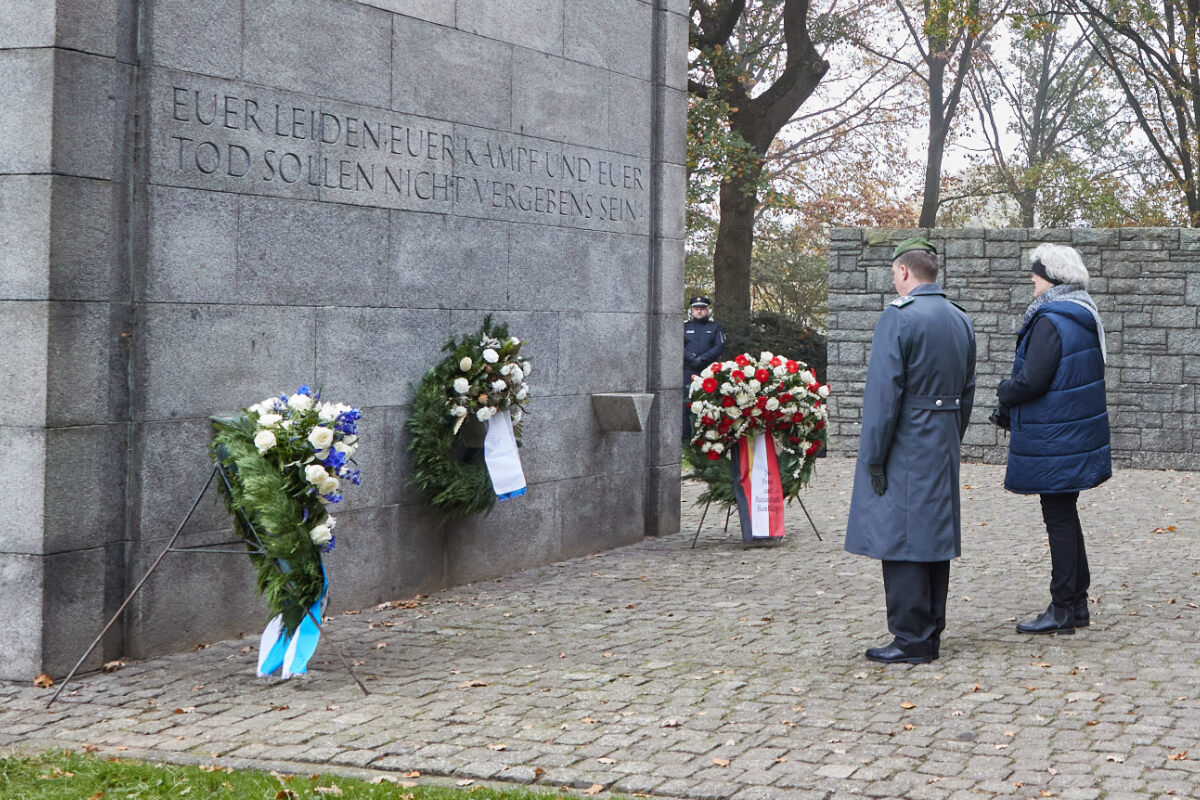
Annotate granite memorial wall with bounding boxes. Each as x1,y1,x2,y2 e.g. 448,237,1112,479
0,0,687,680
828,228,1200,469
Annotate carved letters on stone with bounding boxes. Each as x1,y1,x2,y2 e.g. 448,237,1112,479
152,71,649,234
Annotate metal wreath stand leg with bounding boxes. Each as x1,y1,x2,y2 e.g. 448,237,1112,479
690,494,823,548
48,463,369,708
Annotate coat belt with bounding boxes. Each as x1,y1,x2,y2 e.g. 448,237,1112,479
903,394,961,411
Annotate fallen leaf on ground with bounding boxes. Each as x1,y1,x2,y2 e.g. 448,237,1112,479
87,792,105,800
274,791,295,800
313,784,342,795
457,679,488,688
375,642,387,649
102,659,126,673
1169,751,1189,760
583,785,603,795
487,743,507,751
660,719,680,728
900,701,916,709
457,779,474,786
33,673,53,688
903,724,914,731
580,717,598,724
174,707,196,714
82,743,100,753
597,757,616,764
1106,754,1125,762
401,770,421,778
712,757,730,767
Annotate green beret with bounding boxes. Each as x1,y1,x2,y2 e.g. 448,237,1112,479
892,236,938,258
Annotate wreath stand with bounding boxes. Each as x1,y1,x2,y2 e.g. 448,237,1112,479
48,462,370,708
690,495,823,548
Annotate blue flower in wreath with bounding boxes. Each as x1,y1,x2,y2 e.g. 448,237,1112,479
296,384,312,396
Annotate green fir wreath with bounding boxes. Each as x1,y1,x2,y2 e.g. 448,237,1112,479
407,317,530,522
683,351,829,513
210,386,362,635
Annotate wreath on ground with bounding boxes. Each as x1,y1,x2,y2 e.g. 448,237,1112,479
407,317,531,522
683,352,829,511
210,386,362,634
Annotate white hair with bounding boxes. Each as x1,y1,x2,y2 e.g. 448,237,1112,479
1029,243,1089,287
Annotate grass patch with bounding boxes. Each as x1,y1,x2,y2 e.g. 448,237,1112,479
0,750,605,800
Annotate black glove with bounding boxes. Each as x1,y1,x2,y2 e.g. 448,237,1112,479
988,404,1011,430
868,465,887,496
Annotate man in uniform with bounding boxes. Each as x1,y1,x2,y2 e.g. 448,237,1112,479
683,296,726,439
845,237,976,664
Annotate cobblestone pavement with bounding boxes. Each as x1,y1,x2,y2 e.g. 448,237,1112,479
4,457,1200,800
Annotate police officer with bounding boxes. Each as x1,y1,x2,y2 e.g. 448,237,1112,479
684,296,726,439
844,237,976,665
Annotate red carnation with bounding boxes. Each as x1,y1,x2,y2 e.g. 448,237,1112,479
721,395,735,407
806,441,822,456
788,435,801,444
770,357,782,367
735,354,750,367
780,392,794,403
711,362,722,372
702,377,718,393
814,419,826,430
754,367,771,383
731,370,746,382
755,396,769,409
808,382,821,393
706,450,720,461
785,360,799,373
701,415,715,426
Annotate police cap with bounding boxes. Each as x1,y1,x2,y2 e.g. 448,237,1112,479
689,295,712,307
892,236,938,258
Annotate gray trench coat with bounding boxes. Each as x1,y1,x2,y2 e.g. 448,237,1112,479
844,282,976,562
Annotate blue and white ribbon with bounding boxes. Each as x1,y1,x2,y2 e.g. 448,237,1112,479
257,566,328,679
483,409,527,501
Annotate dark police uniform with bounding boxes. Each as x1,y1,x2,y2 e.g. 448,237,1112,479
684,313,726,438
845,282,976,659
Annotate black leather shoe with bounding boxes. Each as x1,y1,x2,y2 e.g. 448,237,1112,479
1016,604,1075,635
932,637,941,660
865,643,932,665
1074,600,1089,627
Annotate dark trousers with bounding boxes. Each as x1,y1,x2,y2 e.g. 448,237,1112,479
1039,492,1090,608
882,560,950,656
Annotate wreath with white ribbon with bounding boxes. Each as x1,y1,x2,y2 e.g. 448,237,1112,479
407,317,531,521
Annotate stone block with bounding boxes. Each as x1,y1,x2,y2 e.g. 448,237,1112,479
243,0,391,107
508,224,647,314
0,49,53,173
559,312,648,394
519,394,646,484
150,0,242,78
648,312,683,391
566,0,652,78
0,301,48,425
0,426,46,555
129,418,231,543
559,470,646,559
591,392,654,431
382,405,427,508
984,240,1021,258
654,235,685,315
392,17,512,130
1168,329,1200,355
1152,306,1196,328
43,424,128,553
662,7,688,91
49,176,124,301
388,213,510,310
444,482,561,587
143,186,239,302
46,301,129,426
609,73,652,157
660,86,687,166
314,307,451,408
52,50,119,181
358,0,454,25
135,303,317,420
0,175,50,299
1186,274,1200,305
457,0,564,54
646,386,680,465
513,49,607,150
324,504,447,610
0,1,54,49
123,535,264,659
1151,355,1185,384
644,463,682,537
55,0,121,57
659,162,686,240
236,195,389,306
0,554,43,680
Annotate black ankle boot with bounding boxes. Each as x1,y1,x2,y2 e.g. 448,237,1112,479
1074,600,1089,627
1016,604,1075,635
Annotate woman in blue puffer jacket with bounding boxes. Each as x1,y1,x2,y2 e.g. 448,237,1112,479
992,243,1111,635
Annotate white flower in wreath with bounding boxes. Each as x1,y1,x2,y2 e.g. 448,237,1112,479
460,356,473,372
490,379,507,393
690,377,704,393
712,442,725,454
700,366,714,379
257,412,283,427
318,404,339,422
308,426,335,450
765,397,780,411
476,406,497,422
774,365,787,378
305,464,330,485
453,377,470,394
516,385,530,401
509,366,524,383
818,385,830,398
483,348,499,364
760,351,775,363
520,360,532,376
334,440,356,458
705,430,719,440
726,407,742,419
254,429,277,455
309,522,333,547
509,336,521,346
288,393,313,412
800,370,815,385
719,382,735,395
735,392,753,407
748,379,761,393
451,404,468,417
512,407,523,424
318,475,340,495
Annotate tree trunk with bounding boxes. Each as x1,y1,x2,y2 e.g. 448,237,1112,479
713,176,759,324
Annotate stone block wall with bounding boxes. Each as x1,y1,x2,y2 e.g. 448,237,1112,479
0,0,687,680
828,228,1200,469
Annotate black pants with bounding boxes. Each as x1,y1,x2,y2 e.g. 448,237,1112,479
1039,492,1090,608
881,560,950,656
